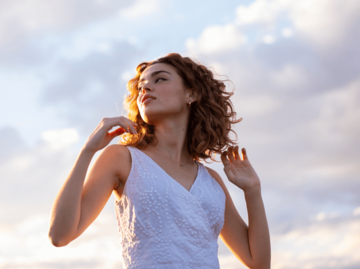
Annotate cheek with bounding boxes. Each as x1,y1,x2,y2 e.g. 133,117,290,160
162,88,185,104
136,94,143,107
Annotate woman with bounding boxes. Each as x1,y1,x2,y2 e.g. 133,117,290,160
49,53,271,268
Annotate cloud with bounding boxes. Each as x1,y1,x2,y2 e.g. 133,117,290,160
119,0,160,19
0,129,79,224
0,126,26,161
232,94,282,117
281,28,293,38
354,207,360,217
262,34,275,44
271,218,360,269
235,0,285,26
234,0,360,47
0,126,122,268
186,24,247,54
0,214,123,269
290,0,360,48
42,128,80,150
40,40,142,134
0,0,134,50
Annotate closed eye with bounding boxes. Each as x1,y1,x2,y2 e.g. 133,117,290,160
155,76,166,83
138,76,166,91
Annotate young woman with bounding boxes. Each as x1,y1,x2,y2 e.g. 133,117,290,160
48,53,271,269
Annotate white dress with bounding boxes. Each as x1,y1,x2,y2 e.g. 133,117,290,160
115,146,226,269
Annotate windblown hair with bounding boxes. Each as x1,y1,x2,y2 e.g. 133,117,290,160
121,53,242,162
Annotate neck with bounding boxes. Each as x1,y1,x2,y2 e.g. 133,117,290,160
150,116,192,164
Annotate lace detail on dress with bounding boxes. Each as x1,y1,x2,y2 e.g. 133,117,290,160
115,147,226,269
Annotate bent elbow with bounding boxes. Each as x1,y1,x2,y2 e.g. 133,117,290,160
249,260,271,269
48,236,69,247
48,230,70,247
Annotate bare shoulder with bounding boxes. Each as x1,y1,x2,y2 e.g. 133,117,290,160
101,144,131,160
95,144,132,184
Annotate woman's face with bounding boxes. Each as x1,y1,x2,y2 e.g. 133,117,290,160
137,63,191,125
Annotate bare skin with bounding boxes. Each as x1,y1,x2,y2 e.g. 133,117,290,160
48,63,270,269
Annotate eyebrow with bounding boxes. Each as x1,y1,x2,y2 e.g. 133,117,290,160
139,70,171,83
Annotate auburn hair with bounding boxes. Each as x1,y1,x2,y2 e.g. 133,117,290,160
121,53,242,162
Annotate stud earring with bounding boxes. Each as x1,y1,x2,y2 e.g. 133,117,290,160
187,100,191,108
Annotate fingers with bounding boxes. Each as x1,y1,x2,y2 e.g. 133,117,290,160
221,146,237,166
109,127,125,137
221,151,230,166
234,146,241,160
120,117,137,134
227,147,236,163
102,116,138,135
221,146,247,167
241,148,248,161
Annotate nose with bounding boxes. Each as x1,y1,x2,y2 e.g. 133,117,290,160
140,82,152,94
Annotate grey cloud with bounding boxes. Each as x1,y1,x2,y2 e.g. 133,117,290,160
0,130,117,226
0,126,26,162
0,145,74,224
0,0,133,51
40,41,143,134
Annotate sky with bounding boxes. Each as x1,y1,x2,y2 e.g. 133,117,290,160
0,0,360,268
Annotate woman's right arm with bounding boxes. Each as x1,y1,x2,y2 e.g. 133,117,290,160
48,117,137,247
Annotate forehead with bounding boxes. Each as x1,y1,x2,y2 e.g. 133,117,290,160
139,63,176,80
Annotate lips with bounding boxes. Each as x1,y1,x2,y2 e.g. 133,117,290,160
142,95,156,103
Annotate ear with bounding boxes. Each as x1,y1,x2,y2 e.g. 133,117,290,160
187,89,198,102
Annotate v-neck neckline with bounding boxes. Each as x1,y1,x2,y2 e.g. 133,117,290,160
135,148,200,193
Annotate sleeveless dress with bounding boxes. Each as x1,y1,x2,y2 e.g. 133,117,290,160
114,146,226,269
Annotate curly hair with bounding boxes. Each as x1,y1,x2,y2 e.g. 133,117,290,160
121,53,242,162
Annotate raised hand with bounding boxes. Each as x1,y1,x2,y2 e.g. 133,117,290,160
221,146,260,192
83,116,137,153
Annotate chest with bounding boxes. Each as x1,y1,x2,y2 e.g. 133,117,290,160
117,148,226,236
138,150,199,192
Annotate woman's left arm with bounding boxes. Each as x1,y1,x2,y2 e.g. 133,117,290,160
206,146,270,269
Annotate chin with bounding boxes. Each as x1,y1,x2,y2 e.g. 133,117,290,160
140,110,160,125
139,105,183,125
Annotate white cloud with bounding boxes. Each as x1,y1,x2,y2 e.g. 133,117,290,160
185,0,359,54
234,0,360,48
262,34,275,44
0,214,122,268
186,24,247,53
41,128,80,150
281,28,293,38
316,212,325,221
121,71,133,81
272,220,360,268
0,129,122,267
353,207,360,216
290,0,360,47
119,0,160,19
315,211,339,221
235,0,285,26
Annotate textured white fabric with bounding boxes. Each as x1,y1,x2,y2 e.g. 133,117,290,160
115,146,226,269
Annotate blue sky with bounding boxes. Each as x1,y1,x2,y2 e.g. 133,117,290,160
1,0,360,268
